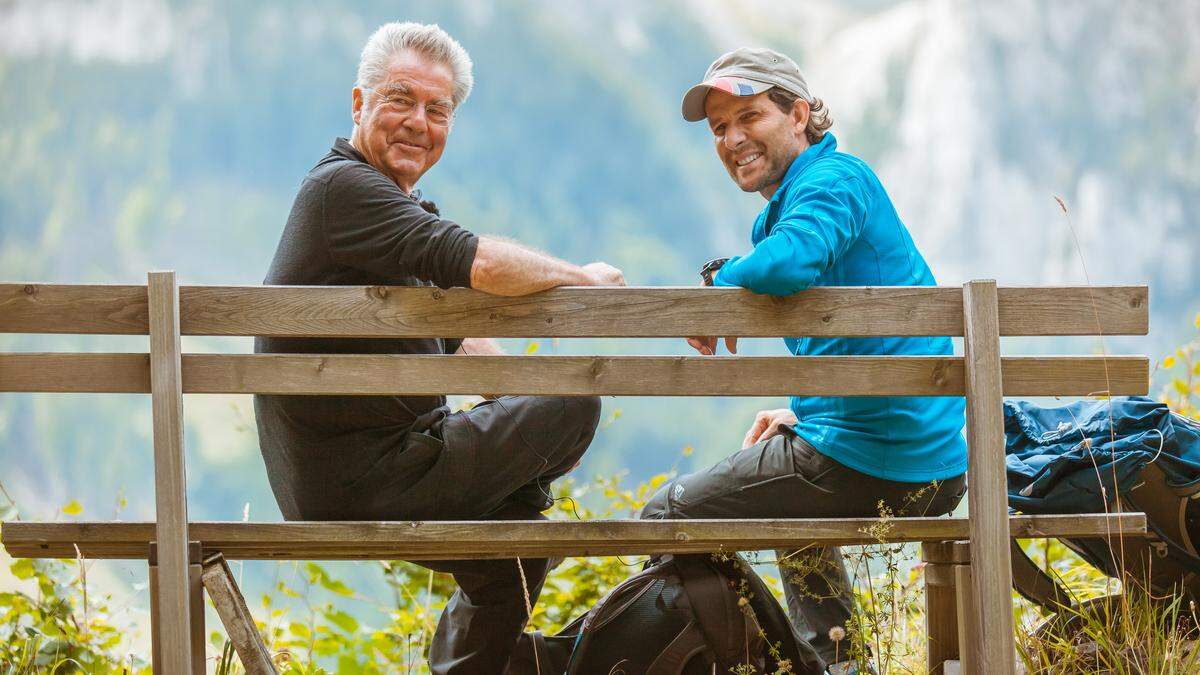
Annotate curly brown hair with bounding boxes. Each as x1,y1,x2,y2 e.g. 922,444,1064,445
766,87,833,145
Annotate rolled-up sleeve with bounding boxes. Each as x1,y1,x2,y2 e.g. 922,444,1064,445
322,164,478,289
714,176,868,296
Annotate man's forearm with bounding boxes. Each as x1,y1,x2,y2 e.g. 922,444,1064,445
469,236,594,296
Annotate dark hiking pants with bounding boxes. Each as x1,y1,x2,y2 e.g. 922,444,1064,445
640,428,966,665
370,395,601,674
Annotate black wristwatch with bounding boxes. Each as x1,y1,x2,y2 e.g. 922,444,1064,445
699,257,730,286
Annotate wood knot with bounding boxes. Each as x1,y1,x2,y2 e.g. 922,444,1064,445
1130,296,1143,308
369,286,388,300
674,532,691,542
431,290,444,300
821,314,833,323
22,284,36,296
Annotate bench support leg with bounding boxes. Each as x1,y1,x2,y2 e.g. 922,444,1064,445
149,557,161,670
922,542,961,673
955,558,980,672
150,542,206,675
202,552,277,675
190,550,206,673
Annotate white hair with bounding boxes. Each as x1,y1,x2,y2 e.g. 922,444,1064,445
356,22,474,108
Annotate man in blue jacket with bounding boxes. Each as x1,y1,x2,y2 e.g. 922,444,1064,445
641,48,968,672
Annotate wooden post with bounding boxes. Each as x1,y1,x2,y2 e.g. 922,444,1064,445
189,542,206,674
922,542,961,673
202,553,277,674
148,271,192,674
148,555,161,668
955,540,984,672
962,280,1016,673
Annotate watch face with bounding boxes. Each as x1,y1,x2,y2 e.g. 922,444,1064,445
700,257,729,286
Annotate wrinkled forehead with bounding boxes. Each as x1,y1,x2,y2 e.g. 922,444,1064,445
378,49,455,104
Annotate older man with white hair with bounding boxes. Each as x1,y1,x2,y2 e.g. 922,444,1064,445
254,22,623,673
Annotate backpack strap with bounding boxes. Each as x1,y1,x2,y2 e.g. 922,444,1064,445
1009,539,1075,612
646,621,711,675
529,631,554,673
723,554,827,674
672,555,753,669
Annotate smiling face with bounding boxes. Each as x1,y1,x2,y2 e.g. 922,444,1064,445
705,88,810,199
351,48,455,192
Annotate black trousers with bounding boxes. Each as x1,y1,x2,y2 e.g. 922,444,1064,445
406,395,602,674
640,428,966,665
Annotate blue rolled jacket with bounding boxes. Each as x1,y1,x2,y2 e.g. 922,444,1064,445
713,133,967,482
1006,397,1200,514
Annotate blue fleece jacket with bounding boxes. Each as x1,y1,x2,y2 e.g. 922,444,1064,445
714,133,967,482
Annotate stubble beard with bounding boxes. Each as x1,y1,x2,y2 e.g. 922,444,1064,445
739,149,790,194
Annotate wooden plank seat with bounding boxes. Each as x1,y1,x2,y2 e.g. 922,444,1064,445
0,278,1152,674
2,513,1149,561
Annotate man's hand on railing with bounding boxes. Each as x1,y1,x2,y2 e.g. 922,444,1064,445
686,336,738,356
469,237,625,295
742,408,798,449
581,262,626,286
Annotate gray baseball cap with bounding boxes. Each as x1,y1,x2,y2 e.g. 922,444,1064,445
681,47,812,122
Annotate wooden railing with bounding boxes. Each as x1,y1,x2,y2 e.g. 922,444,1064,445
0,276,1151,674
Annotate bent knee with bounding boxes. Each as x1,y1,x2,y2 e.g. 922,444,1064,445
639,485,670,520
565,395,602,430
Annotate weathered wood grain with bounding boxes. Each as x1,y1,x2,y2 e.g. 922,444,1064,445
0,284,148,334
0,352,1150,397
202,554,276,675
921,542,962,674
0,513,1147,560
180,353,1149,397
147,272,192,675
962,280,1016,674
0,353,150,392
0,284,1149,337
955,559,981,674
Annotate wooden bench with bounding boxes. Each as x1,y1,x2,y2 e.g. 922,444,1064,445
0,275,1151,674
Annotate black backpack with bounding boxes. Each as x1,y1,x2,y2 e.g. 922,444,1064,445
506,554,826,675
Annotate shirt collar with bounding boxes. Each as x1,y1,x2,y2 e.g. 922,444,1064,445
770,132,837,203
330,137,429,204
332,136,366,163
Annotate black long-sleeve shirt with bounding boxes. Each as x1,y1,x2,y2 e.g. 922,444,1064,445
254,138,479,519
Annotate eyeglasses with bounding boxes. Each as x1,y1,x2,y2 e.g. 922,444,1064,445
362,86,454,127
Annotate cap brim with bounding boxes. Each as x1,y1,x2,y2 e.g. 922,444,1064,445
680,76,774,121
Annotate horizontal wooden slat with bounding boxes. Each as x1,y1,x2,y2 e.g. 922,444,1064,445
998,286,1147,336
0,353,1149,396
182,285,971,337
0,513,1147,560
0,284,148,334
184,354,1149,397
182,285,1147,337
1000,356,1148,397
0,353,151,392
0,284,1148,337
